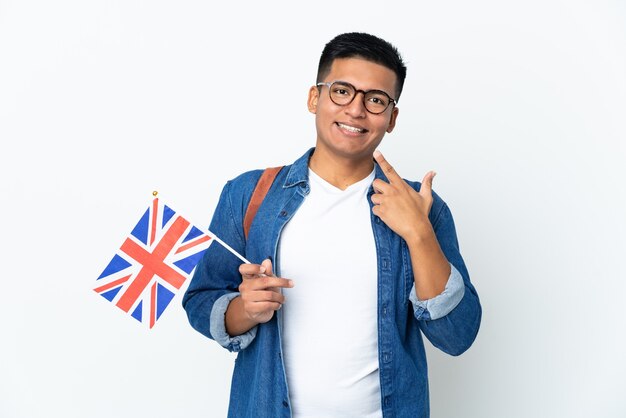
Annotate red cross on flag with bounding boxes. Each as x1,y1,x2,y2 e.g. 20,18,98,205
94,197,213,329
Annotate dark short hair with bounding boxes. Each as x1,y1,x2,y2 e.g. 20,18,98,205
316,32,407,100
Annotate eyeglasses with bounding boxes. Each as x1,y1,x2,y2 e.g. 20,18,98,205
316,81,397,114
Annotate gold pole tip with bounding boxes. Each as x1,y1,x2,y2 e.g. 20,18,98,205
152,191,158,197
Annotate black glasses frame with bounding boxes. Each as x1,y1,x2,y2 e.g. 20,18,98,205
316,81,397,114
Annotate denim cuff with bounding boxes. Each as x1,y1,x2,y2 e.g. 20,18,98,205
210,292,258,352
409,263,465,321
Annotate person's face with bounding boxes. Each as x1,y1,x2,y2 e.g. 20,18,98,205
308,57,399,163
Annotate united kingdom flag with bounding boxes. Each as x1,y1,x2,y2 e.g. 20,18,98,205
94,197,212,328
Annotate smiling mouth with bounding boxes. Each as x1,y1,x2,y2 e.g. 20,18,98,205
336,122,368,134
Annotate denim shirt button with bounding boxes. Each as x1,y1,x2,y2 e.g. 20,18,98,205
382,258,389,270
384,396,390,406
282,400,289,407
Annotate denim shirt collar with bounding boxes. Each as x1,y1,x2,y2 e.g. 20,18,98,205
283,147,390,190
283,147,314,188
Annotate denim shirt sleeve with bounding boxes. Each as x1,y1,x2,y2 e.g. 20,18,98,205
183,179,257,352
210,292,258,352
416,196,482,356
408,263,465,321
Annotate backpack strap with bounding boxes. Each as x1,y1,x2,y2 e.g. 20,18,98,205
243,166,283,240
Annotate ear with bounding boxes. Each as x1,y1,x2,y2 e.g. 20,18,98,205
307,86,319,114
386,106,399,133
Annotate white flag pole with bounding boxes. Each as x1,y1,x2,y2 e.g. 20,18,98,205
208,230,251,264
149,192,250,264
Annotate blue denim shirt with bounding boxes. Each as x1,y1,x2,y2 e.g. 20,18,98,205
183,148,482,418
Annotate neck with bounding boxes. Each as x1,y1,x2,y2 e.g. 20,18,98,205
309,147,375,190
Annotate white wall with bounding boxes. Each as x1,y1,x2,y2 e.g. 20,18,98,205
1,1,625,417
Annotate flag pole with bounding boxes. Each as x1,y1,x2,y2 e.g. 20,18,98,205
208,230,251,265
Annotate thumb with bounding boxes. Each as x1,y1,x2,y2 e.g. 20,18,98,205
261,258,274,276
420,171,436,196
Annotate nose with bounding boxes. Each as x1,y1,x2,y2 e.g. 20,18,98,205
344,91,367,118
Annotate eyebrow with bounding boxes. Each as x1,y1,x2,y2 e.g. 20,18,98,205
333,80,394,98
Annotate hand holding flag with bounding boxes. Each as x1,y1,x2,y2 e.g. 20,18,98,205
94,194,249,329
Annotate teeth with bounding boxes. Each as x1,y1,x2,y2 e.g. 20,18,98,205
337,122,365,133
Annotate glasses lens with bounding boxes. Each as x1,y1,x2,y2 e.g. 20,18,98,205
364,91,391,114
328,82,356,106
324,81,393,114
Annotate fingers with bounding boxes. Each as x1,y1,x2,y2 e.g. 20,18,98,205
373,150,437,198
240,288,286,306
239,259,275,277
372,178,391,194
373,150,403,183
261,258,273,276
239,259,294,290
241,275,294,291
239,263,264,276
239,286,285,321
236,259,294,323
420,171,436,196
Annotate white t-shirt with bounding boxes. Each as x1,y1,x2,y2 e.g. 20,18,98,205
279,168,382,418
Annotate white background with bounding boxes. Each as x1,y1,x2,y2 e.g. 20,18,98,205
1,1,625,417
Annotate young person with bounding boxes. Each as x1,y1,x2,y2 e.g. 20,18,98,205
183,32,481,418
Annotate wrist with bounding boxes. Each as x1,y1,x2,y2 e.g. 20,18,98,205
226,296,259,336
404,222,436,248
